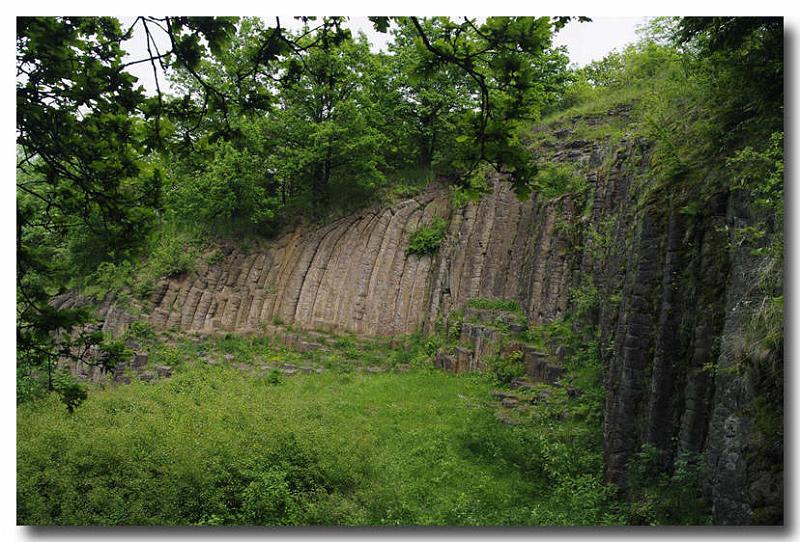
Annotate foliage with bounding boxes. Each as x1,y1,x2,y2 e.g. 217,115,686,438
134,222,202,297
569,281,601,323
406,217,448,256
449,165,493,208
531,163,588,200
626,444,711,525
727,131,784,258
488,350,525,385
17,365,622,526
166,140,282,234
97,339,132,372
16,17,154,401
51,370,88,414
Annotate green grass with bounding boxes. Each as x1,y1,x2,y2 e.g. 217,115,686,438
18,303,623,526
17,352,622,526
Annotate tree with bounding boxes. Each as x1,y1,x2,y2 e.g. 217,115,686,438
387,18,476,177
391,17,572,196
16,16,236,404
269,26,387,214
17,17,154,399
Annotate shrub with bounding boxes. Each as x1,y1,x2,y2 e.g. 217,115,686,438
449,166,493,209
134,222,201,298
489,350,525,385
406,217,448,256
167,141,282,235
51,370,87,413
128,320,156,342
83,260,135,298
531,163,587,200
98,338,131,372
626,444,711,525
267,369,283,385
240,470,299,525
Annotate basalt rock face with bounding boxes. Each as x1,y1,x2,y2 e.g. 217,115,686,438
143,191,448,338
62,108,780,524
101,175,579,340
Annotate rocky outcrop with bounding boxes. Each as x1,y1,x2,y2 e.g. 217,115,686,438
64,177,581,340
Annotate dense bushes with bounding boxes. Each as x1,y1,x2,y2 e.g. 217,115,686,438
16,367,623,526
531,163,588,200
626,444,711,525
166,141,282,235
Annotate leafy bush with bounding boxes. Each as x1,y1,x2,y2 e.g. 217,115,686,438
51,370,87,413
406,217,448,256
98,338,131,372
447,312,464,341
626,444,711,525
488,350,526,385
449,166,493,209
166,141,282,235
83,260,135,299
18,367,626,526
128,320,156,342
134,223,201,298
240,469,299,525
531,163,587,200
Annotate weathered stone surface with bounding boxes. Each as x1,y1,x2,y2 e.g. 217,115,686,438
501,344,565,385
434,351,456,372
138,371,156,382
495,411,519,426
131,353,149,369
491,390,518,401
156,365,174,378
509,378,537,391
87,175,585,339
500,397,519,408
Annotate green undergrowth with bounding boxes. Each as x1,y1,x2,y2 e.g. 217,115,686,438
18,360,625,526
125,323,439,373
18,313,625,526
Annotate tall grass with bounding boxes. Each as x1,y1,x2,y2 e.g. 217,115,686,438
18,364,622,526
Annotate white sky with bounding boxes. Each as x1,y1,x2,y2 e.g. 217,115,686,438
121,16,649,96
